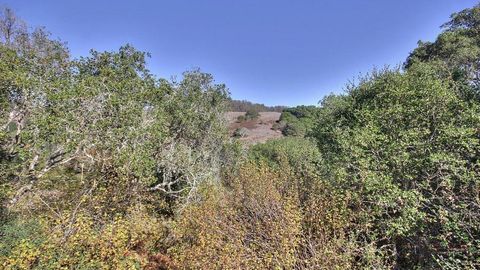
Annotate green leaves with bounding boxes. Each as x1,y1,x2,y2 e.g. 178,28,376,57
278,105,321,137
406,4,480,102
311,63,480,267
0,17,230,221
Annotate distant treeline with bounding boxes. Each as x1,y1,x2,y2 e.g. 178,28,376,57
228,99,287,112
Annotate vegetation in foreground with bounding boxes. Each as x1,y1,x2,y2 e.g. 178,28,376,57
1,3,480,269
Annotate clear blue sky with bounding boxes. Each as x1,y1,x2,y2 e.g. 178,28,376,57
3,0,478,106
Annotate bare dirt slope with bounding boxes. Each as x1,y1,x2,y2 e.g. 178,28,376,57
225,112,283,144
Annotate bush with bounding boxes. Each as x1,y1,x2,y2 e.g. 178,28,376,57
245,109,260,120
282,122,306,137
271,121,286,131
249,137,320,170
312,64,480,268
170,158,356,269
0,206,168,269
236,114,246,122
236,109,259,122
278,106,320,137
233,127,248,138
170,164,303,269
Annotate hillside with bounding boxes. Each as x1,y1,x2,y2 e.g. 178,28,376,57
225,112,283,144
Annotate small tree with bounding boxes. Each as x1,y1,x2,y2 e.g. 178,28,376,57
245,109,260,120
236,115,246,122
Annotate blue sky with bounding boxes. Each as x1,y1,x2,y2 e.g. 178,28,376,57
3,0,478,106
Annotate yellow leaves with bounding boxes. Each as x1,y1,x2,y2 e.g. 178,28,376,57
171,163,303,269
2,239,41,270
1,205,164,269
168,161,359,269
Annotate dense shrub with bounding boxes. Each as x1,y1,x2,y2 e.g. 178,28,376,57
245,109,260,120
249,137,320,170
282,122,306,137
170,142,355,269
171,163,303,269
278,105,321,137
236,109,260,123
236,114,246,122
1,206,167,269
271,121,285,131
313,63,480,268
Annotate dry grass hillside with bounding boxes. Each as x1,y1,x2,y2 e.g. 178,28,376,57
225,112,283,144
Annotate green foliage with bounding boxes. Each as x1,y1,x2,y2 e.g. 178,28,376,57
0,8,230,269
249,137,320,170
245,108,260,120
0,219,45,258
236,109,260,123
278,105,321,137
406,4,480,101
236,114,246,122
0,206,167,269
312,63,480,268
1,39,229,204
282,122,306,137
2,3,480,269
